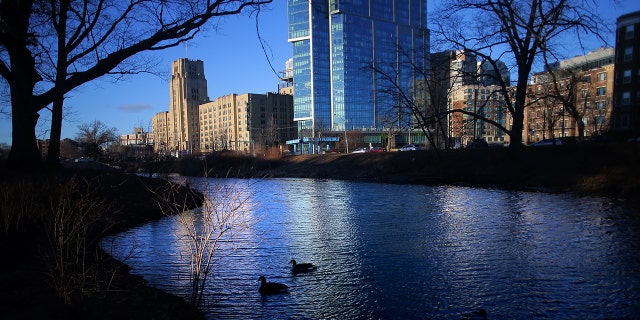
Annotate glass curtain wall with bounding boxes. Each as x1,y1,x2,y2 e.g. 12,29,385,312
288,0,429,138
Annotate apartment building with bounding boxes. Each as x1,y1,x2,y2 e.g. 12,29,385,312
151,111,170,154
198,92,295,153
119,127,154,146
430,50,511,148
525,48,615,143
450,84,510,147
613,10,640,138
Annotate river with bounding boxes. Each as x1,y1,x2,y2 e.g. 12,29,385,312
101,178,640,319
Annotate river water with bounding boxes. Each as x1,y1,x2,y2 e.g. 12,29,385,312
101,178,640,319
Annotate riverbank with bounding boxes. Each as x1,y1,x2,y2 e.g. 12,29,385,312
1,142,638,318
174,142,640,199
0,169,204,319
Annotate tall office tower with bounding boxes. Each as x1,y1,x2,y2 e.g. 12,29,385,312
169,58,209,153
613,10,640,138
288,0,430,139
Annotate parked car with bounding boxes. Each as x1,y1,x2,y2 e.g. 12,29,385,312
352,148,367,153
399,144,417,151
531,138,562,146
369,147,385,152
465,139,489,149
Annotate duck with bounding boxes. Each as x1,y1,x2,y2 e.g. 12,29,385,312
290,259,317,273
258,276,288,295
461,309,487,320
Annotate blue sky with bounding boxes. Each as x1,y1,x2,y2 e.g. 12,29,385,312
1,0,639,146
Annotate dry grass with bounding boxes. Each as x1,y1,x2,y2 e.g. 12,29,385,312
0,168,204,319
187,142,640,198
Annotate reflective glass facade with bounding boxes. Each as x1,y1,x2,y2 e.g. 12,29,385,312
287,0,430,136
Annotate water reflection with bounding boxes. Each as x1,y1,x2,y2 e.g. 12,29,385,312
101,179,640,319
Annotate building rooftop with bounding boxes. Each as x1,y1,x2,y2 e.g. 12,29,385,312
617,10,640,28
554,47,614,70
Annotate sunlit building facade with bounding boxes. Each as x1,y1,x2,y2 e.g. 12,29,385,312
525,48,615,143
168,58,209,154
151,111,169,154
287,0,430,143
198,93,295,153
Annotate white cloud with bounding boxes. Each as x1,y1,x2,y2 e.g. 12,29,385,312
117,103,152,113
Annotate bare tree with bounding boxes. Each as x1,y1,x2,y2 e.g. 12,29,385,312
263,115,280,148
432,0,609,150
76,120,118,160
0,0,272,169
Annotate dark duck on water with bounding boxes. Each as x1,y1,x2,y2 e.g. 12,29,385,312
289,259,317,273
258,276,288,295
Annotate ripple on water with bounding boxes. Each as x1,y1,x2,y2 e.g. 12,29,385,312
101,178,640,319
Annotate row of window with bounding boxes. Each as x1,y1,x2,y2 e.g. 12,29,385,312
619,68,640,84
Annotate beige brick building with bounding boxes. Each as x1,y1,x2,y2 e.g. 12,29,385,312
168,58,209,154
151,111,169,154
152,59,295,156
199,92,295,153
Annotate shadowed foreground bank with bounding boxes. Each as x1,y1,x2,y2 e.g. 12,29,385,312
0,170,204,320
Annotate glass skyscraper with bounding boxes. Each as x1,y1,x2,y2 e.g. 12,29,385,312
287,0,430,138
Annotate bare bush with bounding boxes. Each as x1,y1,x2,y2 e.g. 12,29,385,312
157,177,255,308
0,180,41,234
42,176,109,304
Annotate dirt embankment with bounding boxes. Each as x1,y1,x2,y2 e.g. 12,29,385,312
192,142,640,198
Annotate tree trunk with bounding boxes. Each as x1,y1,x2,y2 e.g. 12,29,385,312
46,0,70,168
8,88,41,169
4,0,42,170
509,71,529,151
577,120,585,141
46,97,63,167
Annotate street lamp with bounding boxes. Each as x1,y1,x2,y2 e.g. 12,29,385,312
344,119,348,153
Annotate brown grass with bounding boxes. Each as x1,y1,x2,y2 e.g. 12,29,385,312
0,168,204,319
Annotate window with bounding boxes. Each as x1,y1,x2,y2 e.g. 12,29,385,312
596,87,606,96
626,25,635,39
623,70,632,84
622,91,631,105
582,89,589,98
624,47,633,62
582,75,591,83
584,102,591,109
597,72,606,81
596,101,606,110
